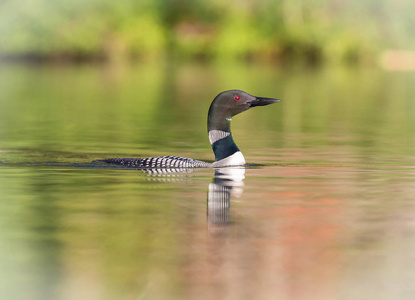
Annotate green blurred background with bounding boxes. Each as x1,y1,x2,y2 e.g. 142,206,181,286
1,0,414,64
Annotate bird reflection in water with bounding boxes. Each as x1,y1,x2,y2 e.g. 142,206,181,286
207,167,245,232
139,166,245,231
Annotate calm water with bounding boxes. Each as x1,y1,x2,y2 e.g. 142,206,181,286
0,62,415,300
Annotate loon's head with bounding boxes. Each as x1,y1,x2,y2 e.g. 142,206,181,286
209,90,280,120
207,90,280,165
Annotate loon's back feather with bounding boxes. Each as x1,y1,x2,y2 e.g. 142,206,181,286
103,156,211,168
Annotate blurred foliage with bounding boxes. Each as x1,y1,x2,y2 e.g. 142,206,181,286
0,0,415,63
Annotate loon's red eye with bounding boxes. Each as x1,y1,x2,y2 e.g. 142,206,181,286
234,96,240,101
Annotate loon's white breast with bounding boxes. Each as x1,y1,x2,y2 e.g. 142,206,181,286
212,151,245,167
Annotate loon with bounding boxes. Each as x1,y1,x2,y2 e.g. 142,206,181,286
103,90,280,168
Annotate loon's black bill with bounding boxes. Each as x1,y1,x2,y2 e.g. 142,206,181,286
249,97,281,107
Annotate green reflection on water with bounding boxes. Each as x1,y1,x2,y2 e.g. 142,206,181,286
0,62,414,164
0,62,415,300
0,166,210,300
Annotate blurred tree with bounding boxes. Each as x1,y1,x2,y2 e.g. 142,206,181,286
0,0,413,63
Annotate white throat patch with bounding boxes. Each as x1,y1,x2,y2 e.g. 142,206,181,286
208,130,230,145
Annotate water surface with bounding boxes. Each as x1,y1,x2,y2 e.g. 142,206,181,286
0,62,415,300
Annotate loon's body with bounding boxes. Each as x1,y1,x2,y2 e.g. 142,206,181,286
104,90,280,168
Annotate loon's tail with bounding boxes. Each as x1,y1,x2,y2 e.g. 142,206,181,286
102,156,211,168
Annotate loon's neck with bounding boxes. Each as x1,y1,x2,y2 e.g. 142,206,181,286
207,107,246,166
